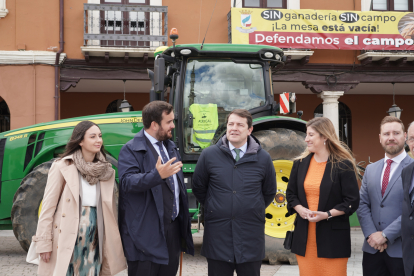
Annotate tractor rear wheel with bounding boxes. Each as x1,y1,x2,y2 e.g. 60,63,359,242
253,128,306,265
11,154,119,252
11,160,54,251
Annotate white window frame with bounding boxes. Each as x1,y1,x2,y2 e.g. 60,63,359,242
361,0,414,11
0,0,9,18
232,0,300,9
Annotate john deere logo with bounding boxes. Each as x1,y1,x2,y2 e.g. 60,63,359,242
202,113,207,119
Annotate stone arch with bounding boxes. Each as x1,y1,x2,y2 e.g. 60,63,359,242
105,99,134,113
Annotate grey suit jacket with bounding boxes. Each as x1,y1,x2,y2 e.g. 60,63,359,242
401,161,414,276
357,154,414,258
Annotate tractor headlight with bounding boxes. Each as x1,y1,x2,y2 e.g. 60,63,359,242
264,52,274,58
275,54,281,61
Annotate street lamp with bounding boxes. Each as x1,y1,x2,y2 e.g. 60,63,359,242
119,79,132,112
387,82,402,119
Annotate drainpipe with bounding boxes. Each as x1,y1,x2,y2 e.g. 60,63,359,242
54,0,64,120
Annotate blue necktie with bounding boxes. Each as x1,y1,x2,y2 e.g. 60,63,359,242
156,141,177,219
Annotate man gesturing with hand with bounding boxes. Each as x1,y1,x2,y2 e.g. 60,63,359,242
118,101,194,276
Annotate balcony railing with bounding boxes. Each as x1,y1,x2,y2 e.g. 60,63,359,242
83,4,168,48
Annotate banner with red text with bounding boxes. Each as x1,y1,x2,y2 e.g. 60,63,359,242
231,8,414,50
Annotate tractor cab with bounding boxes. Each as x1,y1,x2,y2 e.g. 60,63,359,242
150,33,285,161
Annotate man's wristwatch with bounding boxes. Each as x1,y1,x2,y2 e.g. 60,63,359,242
382,232,388,241
326,211,333,220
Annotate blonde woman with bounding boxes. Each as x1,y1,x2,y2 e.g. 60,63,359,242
286,117,360,276
32,121,126,276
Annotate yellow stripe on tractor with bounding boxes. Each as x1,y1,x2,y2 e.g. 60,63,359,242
5,117,142,137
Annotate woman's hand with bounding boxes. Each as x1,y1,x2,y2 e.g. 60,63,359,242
40,252,51,263
307,211,329,222
294,205,313,220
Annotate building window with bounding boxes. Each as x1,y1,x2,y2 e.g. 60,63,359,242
372,0,413,11
242,0,287,9
314,102,352,150
100,0,150,47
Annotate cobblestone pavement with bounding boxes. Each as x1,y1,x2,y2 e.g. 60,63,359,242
0,228,364,276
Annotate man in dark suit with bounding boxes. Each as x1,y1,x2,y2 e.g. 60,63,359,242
357,116,413,276
118,101,194,276
401,121,414,276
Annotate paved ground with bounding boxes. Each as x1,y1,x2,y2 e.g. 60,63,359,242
0,228,364,276
274,227,364,276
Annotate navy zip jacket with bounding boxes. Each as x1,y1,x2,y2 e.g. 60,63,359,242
192,134,276,263
118,129,194,264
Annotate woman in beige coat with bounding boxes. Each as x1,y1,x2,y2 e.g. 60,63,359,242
33,121,127,276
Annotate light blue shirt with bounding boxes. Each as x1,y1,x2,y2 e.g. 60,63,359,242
144,130,180,215
229,141,248,160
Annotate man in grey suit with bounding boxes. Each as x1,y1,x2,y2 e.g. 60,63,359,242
357,116,413,276
401,121,414,276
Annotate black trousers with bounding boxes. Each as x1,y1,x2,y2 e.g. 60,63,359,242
207,258,262,276
127,219,181,276
363,251,405,276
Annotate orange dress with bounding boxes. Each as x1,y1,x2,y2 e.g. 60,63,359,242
296,157,348,276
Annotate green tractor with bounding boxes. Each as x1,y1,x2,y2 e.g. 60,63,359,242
1,42,307,265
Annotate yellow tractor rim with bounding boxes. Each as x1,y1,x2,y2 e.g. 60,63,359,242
265,160,296,238
38,200,43,218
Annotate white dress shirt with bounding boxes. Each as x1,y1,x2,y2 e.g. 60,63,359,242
144,130,180,215
81,175,97,207
380,150,407,188
229,141,248,160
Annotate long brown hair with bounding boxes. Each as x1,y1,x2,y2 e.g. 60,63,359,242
60,121,106,161
295,117,359,179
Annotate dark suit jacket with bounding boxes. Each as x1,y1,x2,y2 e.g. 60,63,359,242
286,154,360,258
401,161,414,276
118,129,194,265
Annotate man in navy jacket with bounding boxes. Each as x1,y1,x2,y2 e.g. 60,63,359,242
192,109,276,276
118,101,194,276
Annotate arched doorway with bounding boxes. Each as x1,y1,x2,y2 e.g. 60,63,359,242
0,99,10,133
314,102,352,150
105,99,135,113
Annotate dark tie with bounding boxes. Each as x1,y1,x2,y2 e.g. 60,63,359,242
156,141,177,219
410,188,414,207
234,148,241,162
381,159,393,197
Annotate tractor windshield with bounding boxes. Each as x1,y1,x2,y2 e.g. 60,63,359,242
182,59,266,154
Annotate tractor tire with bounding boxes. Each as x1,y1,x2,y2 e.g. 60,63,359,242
253,128,306,265
11,160,54,252
254,128,306,161
11,154,119,252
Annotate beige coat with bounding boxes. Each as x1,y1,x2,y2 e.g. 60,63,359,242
33,155,127,276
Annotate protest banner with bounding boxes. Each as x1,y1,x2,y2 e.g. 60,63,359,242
231,8,414,50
